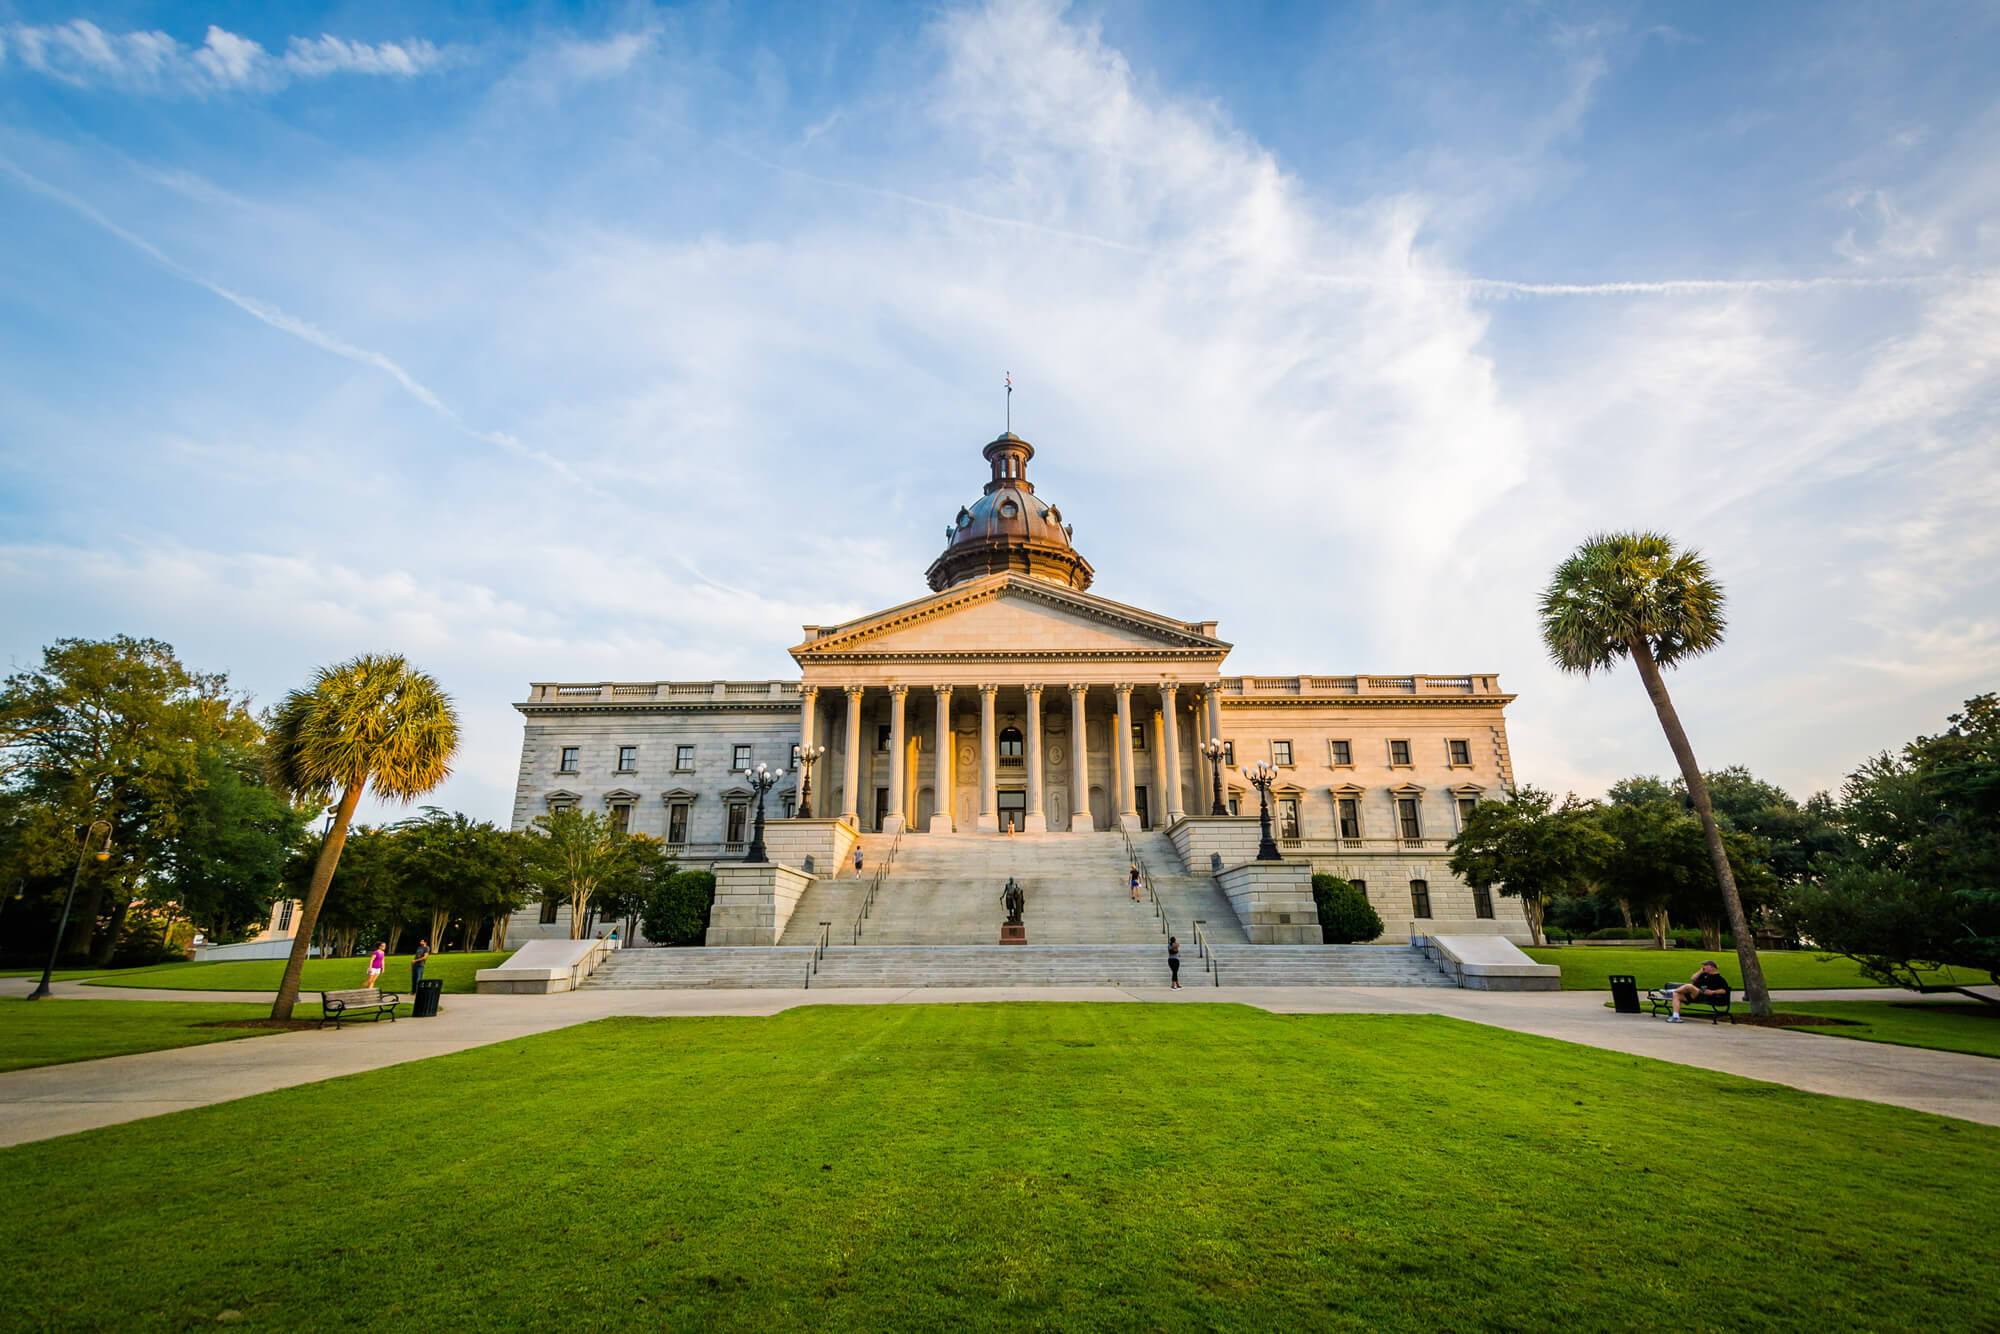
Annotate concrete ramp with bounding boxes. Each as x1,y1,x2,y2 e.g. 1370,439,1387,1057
476,938,609,994
1417,934,1560,990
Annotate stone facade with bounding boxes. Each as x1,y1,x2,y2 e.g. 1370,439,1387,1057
505,429,1530,947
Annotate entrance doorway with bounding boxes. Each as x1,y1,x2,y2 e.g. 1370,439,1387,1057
998,789,1026,833
1135,786,1150,830
874,788,889,832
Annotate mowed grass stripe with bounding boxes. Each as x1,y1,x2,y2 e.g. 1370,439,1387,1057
1,1004,1993,1332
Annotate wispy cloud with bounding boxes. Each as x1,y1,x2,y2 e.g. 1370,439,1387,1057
0,20,448,95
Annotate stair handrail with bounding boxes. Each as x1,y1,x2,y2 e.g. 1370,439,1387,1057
1192,919,1221,987
850,830,902,945
1118,827,1170,937
805,920,831,988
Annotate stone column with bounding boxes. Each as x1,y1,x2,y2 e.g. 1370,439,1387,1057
841,685,864,825
1113,682,1139,830
930,685,955,833
977,683,999,833
884,684,908,834
1023,684,1047,833
1069,683,1090,832
1159,682,1184,824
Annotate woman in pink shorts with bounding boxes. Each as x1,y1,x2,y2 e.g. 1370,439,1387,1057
365,942,387,989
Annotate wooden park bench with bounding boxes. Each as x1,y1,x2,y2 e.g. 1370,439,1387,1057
1646,985,1733,1024
318,987,401,1030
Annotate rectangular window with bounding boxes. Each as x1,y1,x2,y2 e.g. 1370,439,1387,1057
725,802,748,844
1278,797,1300,839
1272,740,1293,766
1338,798,1360,840
277,901,294,931
1222,740,1235,766
1350,879,1367,899
1458,797,1478,828
558,746,579,773
1410,880,1432,919
876,724,892,753
1389,739,1411,766
666,803,689,844
1132,724,1147,750
1227,797,1239,816
790,743,802,769
732,744,752,771
539,896,559,925
1330,740,1352,766
1473,886,1495,919
609,804,631,835
781,794,795,818
675,744,695,771
1448,739,1471,767
616,745,637,772
1397,797,1422,840
548,797,577,814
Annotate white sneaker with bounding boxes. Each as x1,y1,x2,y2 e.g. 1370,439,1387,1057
1666,1014,1683,1024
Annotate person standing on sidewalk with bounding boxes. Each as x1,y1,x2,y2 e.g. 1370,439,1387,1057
410,939,430,992
364,942,386,989
1167,936,1182,989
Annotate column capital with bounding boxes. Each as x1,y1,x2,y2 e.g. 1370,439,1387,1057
798,683,818,698
1113,681,1134,695
1024,682,1044,698
935,682,953,697
979,682,1000,697
1159,681,1179,701
1068,682,1091,696
844,683,866,698
889,683,909,698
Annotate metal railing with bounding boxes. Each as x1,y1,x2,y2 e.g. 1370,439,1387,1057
849,830,902,945
1192,920,1221,987
804,921,831,988
1118,826,1170,937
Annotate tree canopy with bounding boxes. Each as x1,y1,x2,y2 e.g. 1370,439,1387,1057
1447,786,1614,947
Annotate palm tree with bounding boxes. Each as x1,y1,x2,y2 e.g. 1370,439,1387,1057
264,655,459,1020
1539,532,1773,1016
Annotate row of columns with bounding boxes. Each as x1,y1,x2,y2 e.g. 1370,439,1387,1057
798,681,1225,834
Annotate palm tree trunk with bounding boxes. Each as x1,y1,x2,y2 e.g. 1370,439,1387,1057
271,783,363,1021
1628,638,1773,1016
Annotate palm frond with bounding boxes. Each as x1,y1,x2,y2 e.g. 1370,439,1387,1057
262,654,459,806
1539,530,1728,675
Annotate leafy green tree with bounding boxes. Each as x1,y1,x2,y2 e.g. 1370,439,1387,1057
592,835,676,942
158,745,310,945
390,808,510,950
1311,874,1383,944
1540,531,1774,1015
521,807,624,939
1447,786,1614,946
641,868,716,947
1787,695,2000,1003
0,636,267,964
264,655,459,1019
1593,798,1773,951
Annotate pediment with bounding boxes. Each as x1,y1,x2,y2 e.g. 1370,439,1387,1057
793,575,1228,661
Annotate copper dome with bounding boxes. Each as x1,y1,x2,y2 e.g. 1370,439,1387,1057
925,434,1094,592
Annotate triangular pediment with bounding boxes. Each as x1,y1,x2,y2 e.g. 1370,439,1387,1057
792,575,1229,661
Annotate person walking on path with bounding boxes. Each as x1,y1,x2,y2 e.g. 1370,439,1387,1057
364,942,386,989
1130,864,1142,902
409,939,430,992
853,844,865,878
1168,936,1182,989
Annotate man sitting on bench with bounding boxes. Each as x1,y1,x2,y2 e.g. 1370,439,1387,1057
1666,960,1731,1023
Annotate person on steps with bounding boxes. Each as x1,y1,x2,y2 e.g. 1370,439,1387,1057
1168,936,1182,989
853,844,864,878
1130,864,1142,902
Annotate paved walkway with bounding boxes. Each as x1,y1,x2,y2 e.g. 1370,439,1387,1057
3,982,1995,1147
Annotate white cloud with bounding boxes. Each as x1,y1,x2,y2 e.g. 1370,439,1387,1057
0,20,447,95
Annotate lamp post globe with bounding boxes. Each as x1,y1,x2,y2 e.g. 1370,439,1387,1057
744,762,783,864
796,745,827,819
1201,738,1228,816
1244,762,1282,862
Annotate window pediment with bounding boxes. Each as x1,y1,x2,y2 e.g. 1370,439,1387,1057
660,787,700,803
602,788,642,804
1389,781,1427,796
1329,782,1367,797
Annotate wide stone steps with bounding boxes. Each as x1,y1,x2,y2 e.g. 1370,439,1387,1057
581,944,1451,989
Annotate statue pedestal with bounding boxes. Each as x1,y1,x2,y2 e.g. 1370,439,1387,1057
999,923,1026,945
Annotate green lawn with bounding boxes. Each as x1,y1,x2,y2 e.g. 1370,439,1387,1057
2,1005,1995,1332
1523,946,1995,992
1778,1000,2000,1060
0,998,321,1072
83,951,510,995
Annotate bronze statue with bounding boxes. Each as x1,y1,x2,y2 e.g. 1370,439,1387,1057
1000,876,1026,926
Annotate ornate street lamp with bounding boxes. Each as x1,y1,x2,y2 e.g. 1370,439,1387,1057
1201,738,1228,816
743,762,785,864
28,819,112,1001
795,744,827,819
1242,763,1282,862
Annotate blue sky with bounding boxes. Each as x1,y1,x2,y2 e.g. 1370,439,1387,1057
2,1,1996,824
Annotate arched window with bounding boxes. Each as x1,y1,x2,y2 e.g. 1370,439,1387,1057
999,726,1024,762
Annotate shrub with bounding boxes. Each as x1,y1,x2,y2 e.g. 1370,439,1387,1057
641,870,717,947
1312,874,1383,944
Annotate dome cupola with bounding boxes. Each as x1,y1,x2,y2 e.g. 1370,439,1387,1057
925,433,1094,592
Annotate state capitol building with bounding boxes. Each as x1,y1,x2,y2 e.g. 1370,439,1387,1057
508,430,1528,946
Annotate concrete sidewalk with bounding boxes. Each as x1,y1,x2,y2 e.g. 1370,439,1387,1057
2,984,1995,1148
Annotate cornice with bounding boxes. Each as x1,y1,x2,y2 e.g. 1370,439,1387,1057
515,700,802,717
1218,695,1517,709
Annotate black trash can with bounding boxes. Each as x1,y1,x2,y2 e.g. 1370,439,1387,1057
412,978,444,1018
1608,974,1641,1015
